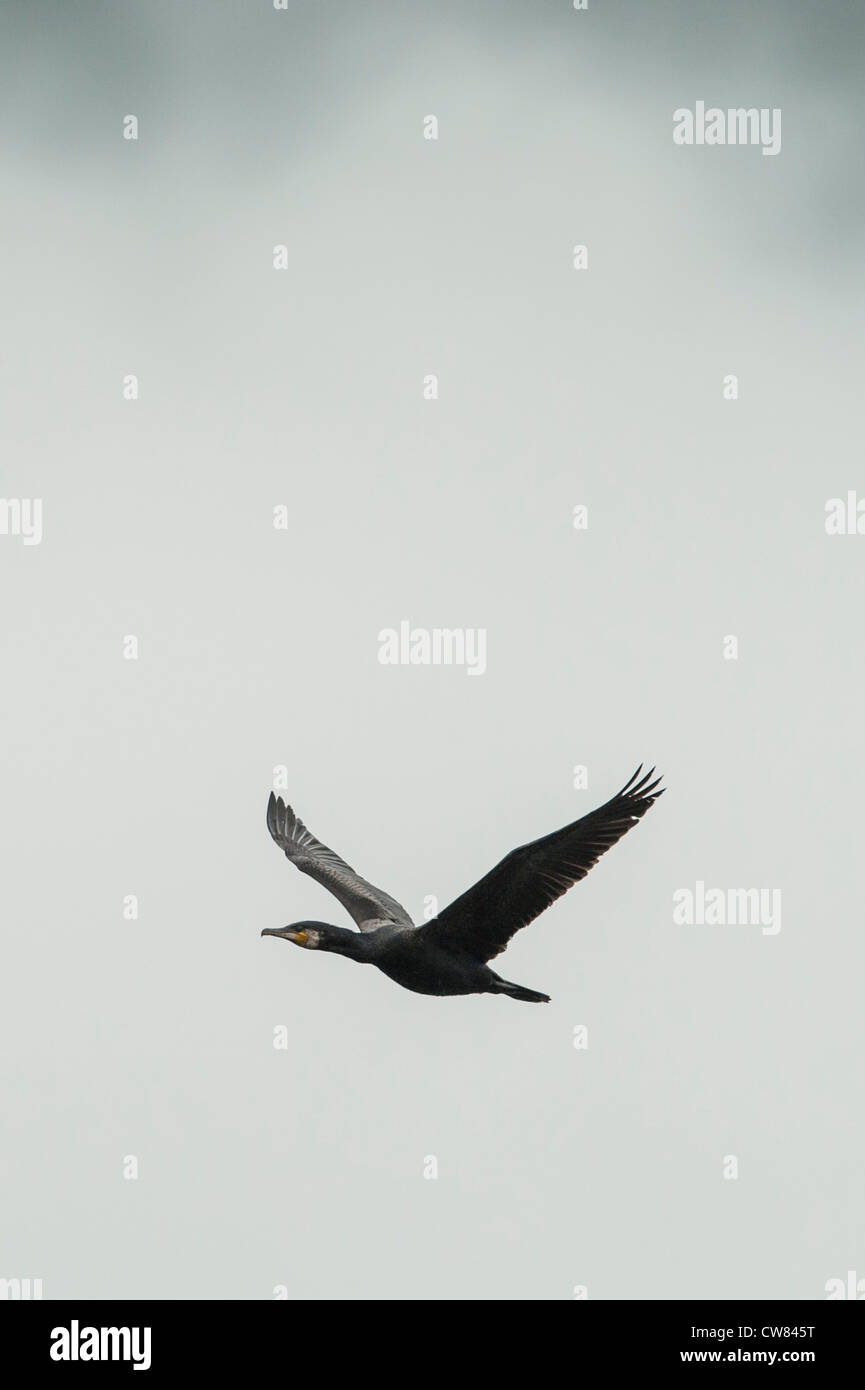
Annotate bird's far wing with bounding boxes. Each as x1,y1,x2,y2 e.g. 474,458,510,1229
418,767,664,962
266,793,414,931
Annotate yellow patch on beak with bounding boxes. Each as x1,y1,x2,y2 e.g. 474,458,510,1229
290,930,308,946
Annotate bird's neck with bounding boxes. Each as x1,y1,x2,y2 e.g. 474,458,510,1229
324,927,372,961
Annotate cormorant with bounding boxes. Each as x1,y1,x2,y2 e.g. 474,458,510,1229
261,766,663,1004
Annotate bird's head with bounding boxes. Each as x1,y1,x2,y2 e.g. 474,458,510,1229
260,920,330,949
260,921,364,956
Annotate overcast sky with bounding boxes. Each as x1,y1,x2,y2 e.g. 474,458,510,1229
1,0,863,1299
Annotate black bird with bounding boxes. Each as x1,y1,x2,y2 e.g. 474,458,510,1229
261,767,663,1004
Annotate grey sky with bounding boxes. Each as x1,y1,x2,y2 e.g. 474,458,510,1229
1,0,863,1299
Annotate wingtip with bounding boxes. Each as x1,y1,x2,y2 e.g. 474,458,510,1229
641,771,665,801
620,764,665,804
620,764,646,794
266,790,282,837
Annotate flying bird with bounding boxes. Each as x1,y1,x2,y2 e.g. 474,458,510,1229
261,767,663,1004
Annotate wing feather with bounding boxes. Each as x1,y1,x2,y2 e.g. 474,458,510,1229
418,767,663,962
266,793,413,932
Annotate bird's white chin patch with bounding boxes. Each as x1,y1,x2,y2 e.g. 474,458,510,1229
293,928,321,949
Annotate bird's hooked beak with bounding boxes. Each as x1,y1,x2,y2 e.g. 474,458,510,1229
261,927,309,946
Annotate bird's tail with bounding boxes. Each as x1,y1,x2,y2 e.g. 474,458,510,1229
495,979,551,1004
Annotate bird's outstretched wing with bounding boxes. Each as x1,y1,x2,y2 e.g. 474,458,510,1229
266,793,413,932
418,767,664,962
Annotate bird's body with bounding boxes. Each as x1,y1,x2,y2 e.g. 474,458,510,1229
261,767,664,1005
361,930,517,999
